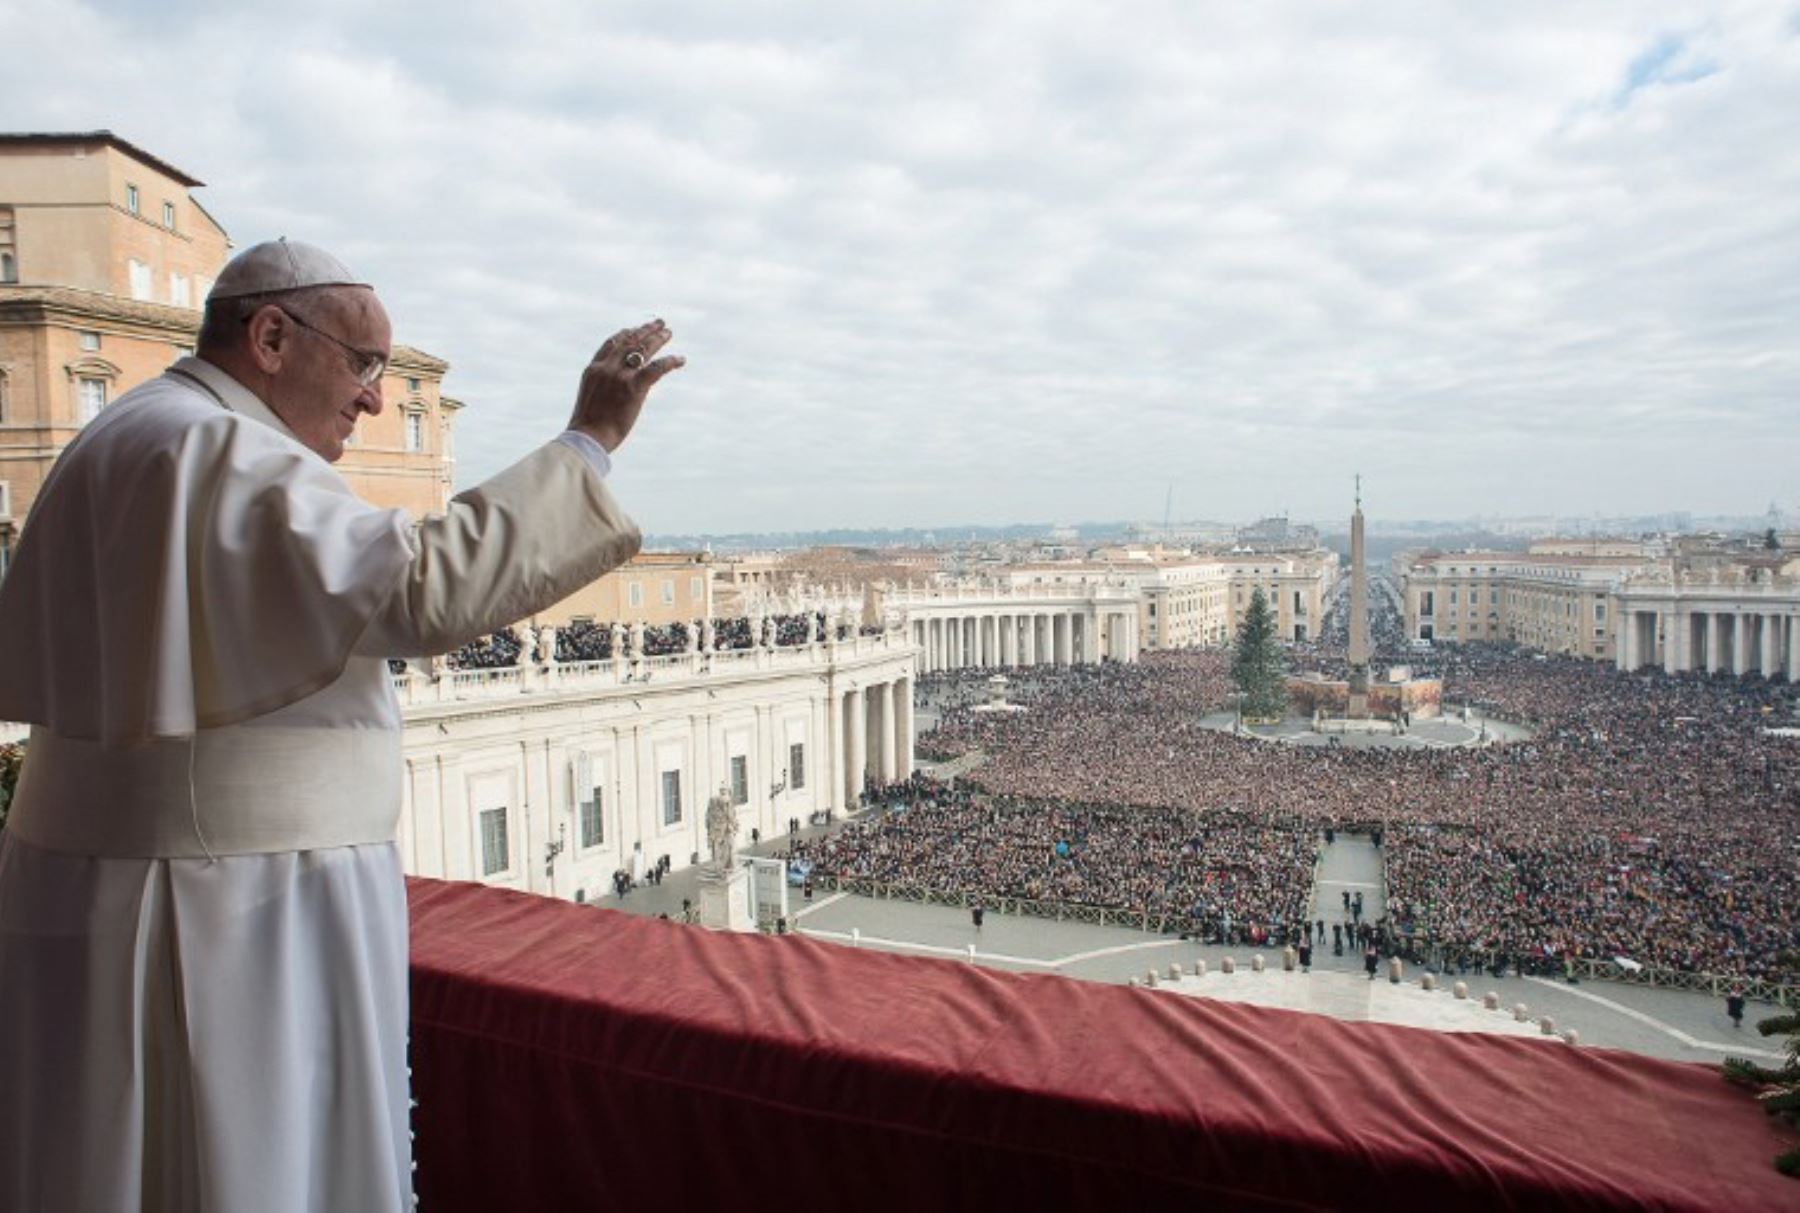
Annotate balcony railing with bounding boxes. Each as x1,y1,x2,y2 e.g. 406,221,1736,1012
407,876,1797,1212
395,629,914,707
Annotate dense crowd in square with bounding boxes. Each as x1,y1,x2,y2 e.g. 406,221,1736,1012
831,643,1797,981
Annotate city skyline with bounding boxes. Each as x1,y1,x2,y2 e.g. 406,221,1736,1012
4,2,1797,531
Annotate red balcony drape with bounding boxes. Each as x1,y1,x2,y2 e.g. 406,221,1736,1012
408,878,1794,1212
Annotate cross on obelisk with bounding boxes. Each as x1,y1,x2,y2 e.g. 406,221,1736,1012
1347,475,1371,718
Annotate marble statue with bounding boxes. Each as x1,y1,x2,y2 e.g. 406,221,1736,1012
705,786,737,872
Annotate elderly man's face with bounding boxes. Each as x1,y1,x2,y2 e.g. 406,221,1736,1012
263,288,392,462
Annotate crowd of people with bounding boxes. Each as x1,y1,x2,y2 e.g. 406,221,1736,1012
875,644,1798,982
792,775,1314,940
440,611,852,669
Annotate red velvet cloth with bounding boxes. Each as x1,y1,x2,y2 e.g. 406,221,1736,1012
408,878,1795,1211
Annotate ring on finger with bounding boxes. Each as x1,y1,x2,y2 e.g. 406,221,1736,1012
624,350,646,369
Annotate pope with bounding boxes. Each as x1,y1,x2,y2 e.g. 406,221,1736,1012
0,238,681,1212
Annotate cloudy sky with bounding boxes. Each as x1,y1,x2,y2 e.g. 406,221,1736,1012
5,1,1798,531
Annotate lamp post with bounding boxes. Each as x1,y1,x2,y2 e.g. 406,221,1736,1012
543,821,566,885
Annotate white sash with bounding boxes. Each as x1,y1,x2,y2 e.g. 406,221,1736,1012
6,725,401,858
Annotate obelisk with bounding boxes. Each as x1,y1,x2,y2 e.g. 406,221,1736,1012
1347,475,1370,718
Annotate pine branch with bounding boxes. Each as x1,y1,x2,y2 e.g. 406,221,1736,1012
1723,1057,1785,1086
1756,1014,1800,1038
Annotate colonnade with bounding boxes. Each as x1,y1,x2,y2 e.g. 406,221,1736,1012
911,608,1139,672
836,675,915,805
1616,605,1799,679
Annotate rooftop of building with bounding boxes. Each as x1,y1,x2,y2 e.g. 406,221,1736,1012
0,130,205,187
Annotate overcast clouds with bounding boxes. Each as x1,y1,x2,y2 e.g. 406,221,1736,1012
5,1,1798,531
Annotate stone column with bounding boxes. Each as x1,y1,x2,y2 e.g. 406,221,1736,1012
1089,613,1104,664
999,615,1014,667
1707,612,1724,674
844,687,866,808
1763,613,1781,679
1661,610,1678,675
1732,612,1750,676
872,684,895,784
1788,617,1800,682
895,676,914,777
1056,613,1072,666
1616,611,1632,671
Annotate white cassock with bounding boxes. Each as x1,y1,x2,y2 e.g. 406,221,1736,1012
0,357,640,1212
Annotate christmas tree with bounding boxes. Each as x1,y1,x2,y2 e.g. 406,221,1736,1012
1231,587,1288,721
1723,973,1800,1175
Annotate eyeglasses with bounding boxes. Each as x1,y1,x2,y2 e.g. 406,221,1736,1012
253,306,388,386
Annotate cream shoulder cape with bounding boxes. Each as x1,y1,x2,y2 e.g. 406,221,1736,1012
0,359,415,745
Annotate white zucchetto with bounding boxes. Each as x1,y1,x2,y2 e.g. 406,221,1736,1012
207,237,369,301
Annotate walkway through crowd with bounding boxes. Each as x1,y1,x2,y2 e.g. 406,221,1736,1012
1308,832,1387,973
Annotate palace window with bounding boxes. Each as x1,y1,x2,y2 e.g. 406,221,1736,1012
405,411,424,452
0,252,15,283
162,201,175,229
79,331,101,351
580,787,605,849
77,378,107,423
629,582,644,608
730,755,748,806
788,743,805,790
479,808,509,877
661,579,674,605
128,258,152,301
661,771,683,826
126,184,140,215
690,576,703,601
